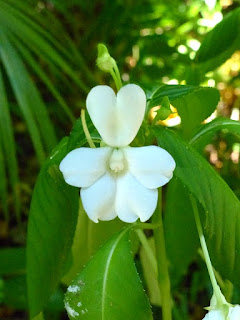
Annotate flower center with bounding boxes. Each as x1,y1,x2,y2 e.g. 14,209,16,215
109,149,125,173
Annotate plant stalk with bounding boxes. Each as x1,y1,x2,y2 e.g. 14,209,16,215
152,188,172,320
190,195,224,304
81,109,96,148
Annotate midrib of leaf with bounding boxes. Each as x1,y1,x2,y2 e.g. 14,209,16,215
101,228,129,320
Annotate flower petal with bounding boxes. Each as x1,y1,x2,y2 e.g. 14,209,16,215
86,84,146,147
230,305,240,319
81,173,117,223
123,146,176,189
60,147,112,188
202,310,225,320
115,173,158,223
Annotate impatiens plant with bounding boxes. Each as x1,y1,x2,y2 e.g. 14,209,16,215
26,44,240,320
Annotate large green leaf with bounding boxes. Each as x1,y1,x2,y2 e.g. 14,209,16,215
190,117,240,150
195,8,240,73
164,179,199,286
27,138,79,318
65,229,153,320
149,85,220,137
154,126,240,285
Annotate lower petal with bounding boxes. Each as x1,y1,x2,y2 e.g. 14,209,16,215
81,173,117,223
115,173,158,223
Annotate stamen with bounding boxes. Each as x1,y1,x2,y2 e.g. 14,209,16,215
109,149,125,173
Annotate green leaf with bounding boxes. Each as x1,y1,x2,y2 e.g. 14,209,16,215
0,1,89,92
148,85,197,109
27,138,79,317
139,237,161,306
0,68,20,221
0,247,25,276
195,8,240,73
62,201,126,285
65,229,153,320
149,85,220,137
0,31,57,163
0,136,8,221
3,275,27,310
154,126,240,285
10,34,75,124
164,179,199,286
190,117,240,150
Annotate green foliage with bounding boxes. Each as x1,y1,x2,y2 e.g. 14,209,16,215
190,117,240,150
154,126,240,285
164,179,199,286
0,247,25,276
65,229,153,320
149,85,220,137
195,8,240,73
27,138,79,317
2,1,240,319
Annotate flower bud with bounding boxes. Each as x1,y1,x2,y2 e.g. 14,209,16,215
96,44,115,72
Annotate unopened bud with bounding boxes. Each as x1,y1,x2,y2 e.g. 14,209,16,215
96,44,115,72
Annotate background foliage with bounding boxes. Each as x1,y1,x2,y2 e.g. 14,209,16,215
0,0,240,319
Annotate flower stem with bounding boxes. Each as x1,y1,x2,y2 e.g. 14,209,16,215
190,195,224,304
135,229,158,275
110,62,122,91
152,188,172,320
81,109,96,148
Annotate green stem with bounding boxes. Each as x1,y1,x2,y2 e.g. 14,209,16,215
190,195,224,304
81,109,96,148
135,229,158,275
113,62,122,89
152,188,172,320
110,69,120,91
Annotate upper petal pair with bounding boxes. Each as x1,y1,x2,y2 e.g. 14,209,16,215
86,84,146,147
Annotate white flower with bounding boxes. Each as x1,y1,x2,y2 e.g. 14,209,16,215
60,84,175,223
203,292,240,320
203,305,240,320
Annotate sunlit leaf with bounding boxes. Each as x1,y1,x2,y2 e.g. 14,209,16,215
195,8,240,73
149,85,220,137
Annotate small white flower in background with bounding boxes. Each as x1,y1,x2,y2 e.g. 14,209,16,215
203,292,240,320
60,84,175,223
203,307,240,320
